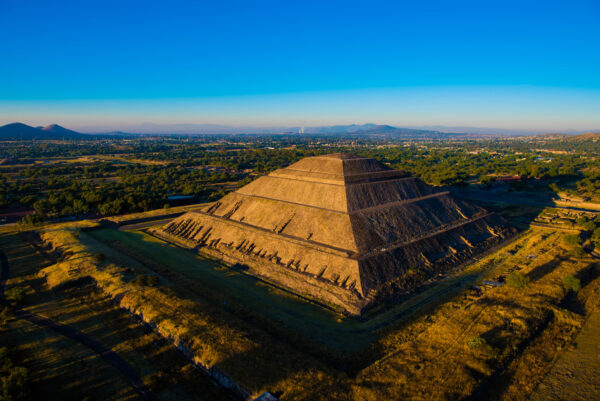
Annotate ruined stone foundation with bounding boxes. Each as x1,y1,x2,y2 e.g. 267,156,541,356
152,153,512,315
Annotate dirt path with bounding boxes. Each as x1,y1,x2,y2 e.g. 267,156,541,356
0,250,160,401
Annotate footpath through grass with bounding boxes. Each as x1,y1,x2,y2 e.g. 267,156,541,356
87,227,495,353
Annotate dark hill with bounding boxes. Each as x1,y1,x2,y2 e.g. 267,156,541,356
42,124,84,138
0,122,87,140
0,123,45,140
303,123,446,138
570,132,600,140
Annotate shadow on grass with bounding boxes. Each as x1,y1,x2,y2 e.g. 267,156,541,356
6,275,232,401
215,344,354,400
559,262,600,316
83,227,515,375
577,262,600,289
527,256,564,283
462,310,553,401
450,187,552,230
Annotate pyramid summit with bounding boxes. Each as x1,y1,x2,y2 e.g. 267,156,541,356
153,153,512,315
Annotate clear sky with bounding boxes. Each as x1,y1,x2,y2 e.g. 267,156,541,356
1,0,599,132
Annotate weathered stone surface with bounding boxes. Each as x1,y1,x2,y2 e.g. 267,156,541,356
152,153,512,315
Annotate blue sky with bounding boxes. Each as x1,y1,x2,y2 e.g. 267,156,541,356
1,0,599,131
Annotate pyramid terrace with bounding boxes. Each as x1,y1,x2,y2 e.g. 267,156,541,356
153,153,511,315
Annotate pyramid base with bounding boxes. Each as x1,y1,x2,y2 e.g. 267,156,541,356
150,227,369,315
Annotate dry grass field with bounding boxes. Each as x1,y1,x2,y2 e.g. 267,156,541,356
0,229,231,401
531,311,600,401
3,215,600,401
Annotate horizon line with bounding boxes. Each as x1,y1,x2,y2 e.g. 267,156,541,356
2,120,599,137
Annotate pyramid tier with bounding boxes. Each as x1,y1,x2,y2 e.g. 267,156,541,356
200,177,485,254
153,153,513,315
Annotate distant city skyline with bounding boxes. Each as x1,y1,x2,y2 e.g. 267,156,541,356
1,0,599,131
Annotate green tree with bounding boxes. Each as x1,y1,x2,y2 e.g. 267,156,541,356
5,287,25,304
562,274,581,292
32,199,50,216
563,234,581,246
582,221,597,232
570,246,586,259
0,347,29,401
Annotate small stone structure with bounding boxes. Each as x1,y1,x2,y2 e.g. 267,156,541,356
153,153,512,315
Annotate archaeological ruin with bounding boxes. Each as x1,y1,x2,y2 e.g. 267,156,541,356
152,153,512,315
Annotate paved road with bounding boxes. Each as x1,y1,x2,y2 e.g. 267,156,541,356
0,250,160,401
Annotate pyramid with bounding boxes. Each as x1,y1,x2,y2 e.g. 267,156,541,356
153,153,512,315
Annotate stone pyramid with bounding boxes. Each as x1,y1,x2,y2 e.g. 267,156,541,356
153,153,511,315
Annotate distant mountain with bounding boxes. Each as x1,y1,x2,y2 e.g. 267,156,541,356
303,123,378,134
304,123,451,138
0,122,88,140
42,124,83,137
356,125,444,138
7,121,591,139
0,123,45,140
83,122,448,137
568,132,600,140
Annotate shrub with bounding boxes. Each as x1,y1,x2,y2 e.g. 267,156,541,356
17,213,42,226
145,275,159,287
467,336,498,358
506,271,530,288
0,307,11,328
570,246,586,259
5,287,25,304
576,216,588,225
562,274,581,292
131,274,159,287
468,336,486,348
131,275,145,286
563,234,581,246
582,221,597,232
0,347,29,401
480,175,495,186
